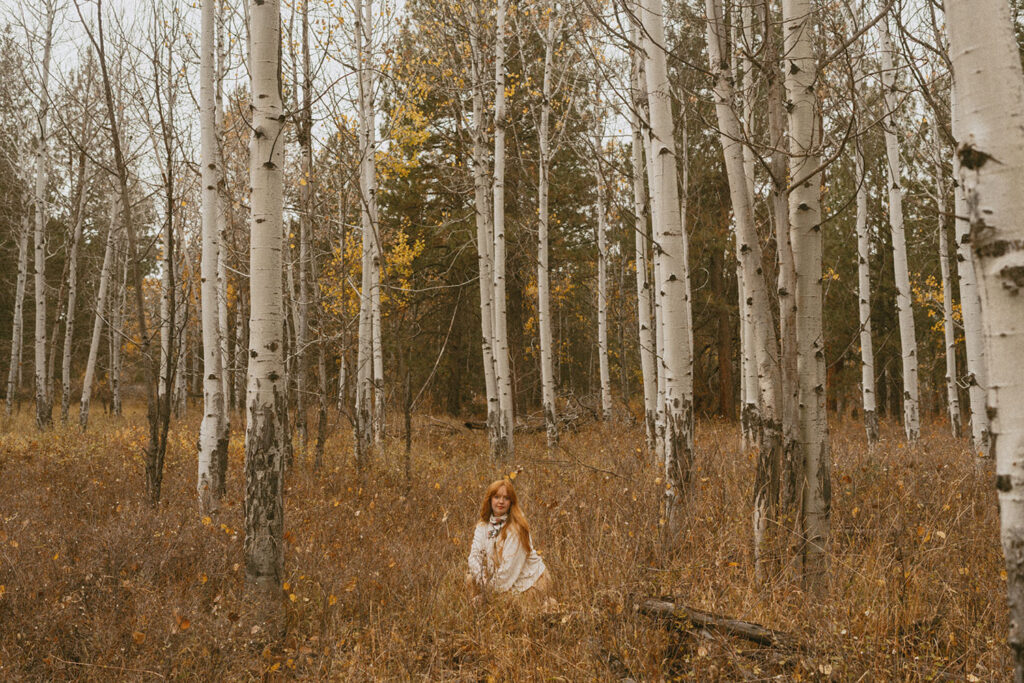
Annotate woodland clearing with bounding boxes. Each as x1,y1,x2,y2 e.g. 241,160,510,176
0,407,1008,680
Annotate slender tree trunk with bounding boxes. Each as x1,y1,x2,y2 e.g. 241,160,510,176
951,105,991,458
642,0,695,535
932,118,961,437
7,216,29,417
706,0,783,580
80,198,118,431
62,155,88,424
879,16,920,442
244,0,287,591
782,0,830,586
492,0,514,460
110,239,127,418
629,30,657,453
198,0,228,514
841,0,879,444
596,155,612,421
294,0,313,451
354,0,376,467
537,15,558,448
946,1,1024,675
33,7,55,430
468,5,498,448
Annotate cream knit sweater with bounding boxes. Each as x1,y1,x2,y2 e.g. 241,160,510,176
467,520,546,593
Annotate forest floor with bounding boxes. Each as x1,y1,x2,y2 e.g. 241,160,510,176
0,405,1009,680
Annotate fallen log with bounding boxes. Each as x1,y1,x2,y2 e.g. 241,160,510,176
638,598,800,650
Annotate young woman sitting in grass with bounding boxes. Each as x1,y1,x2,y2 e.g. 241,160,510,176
466,478,551,601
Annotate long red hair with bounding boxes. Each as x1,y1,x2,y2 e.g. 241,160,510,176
478,479,532,554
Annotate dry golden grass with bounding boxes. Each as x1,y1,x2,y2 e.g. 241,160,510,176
0,405,1009,680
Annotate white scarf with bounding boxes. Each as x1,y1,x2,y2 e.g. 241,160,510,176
488,513,508,539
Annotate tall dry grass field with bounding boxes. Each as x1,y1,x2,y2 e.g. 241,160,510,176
0,405,1009,679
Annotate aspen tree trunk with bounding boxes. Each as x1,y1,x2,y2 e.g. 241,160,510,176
646,131,667,464
758,0,799,507
706,0,783,580
642,0,695,533
596,155,612,421
198,0,228,514
62,154,88,424
111,238,128,418
736,4,759,450
878,16,920,442
354,0,375,466
855,137,878,442
537,14,558,448
33,6,55,430
932,118,961,437
629,29,657,453
216,0,231,427
6,217,30,417
244,0,287,590
364,0,384,446
952,123,991,458
468,4,499,445
294,0,313,450
782,0,830,584
492,0,515,460
946,0,1024,674
159,204,173,409
844,6,879,443
80,198,118,431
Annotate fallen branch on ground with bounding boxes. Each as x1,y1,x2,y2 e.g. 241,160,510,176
638,598,802,650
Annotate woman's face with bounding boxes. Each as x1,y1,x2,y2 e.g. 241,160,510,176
491,486,511,517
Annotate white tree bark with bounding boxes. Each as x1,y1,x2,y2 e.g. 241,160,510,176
595,149,612,422
629,29,657,453
492,0,515,460
61,158,87,424
537,11,559,448
878,16,920,442
354,0,378,465
6,216,29,417
80,197,119,431
706,0,783,580
782,0,829,585
468,2,498,446
244,0,287,590
198,0,228,514
844,4,878,443
932,118,961,438
216,0,231,423
949,87,991,458
33,5,55,430
642,0,695,534
946,0,1024,674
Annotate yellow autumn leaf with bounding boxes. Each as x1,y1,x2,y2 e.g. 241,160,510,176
132,631,146,644
328,594,338,606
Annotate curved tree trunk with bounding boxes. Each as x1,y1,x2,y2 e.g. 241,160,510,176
80,198,118,431
706,0,783,581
